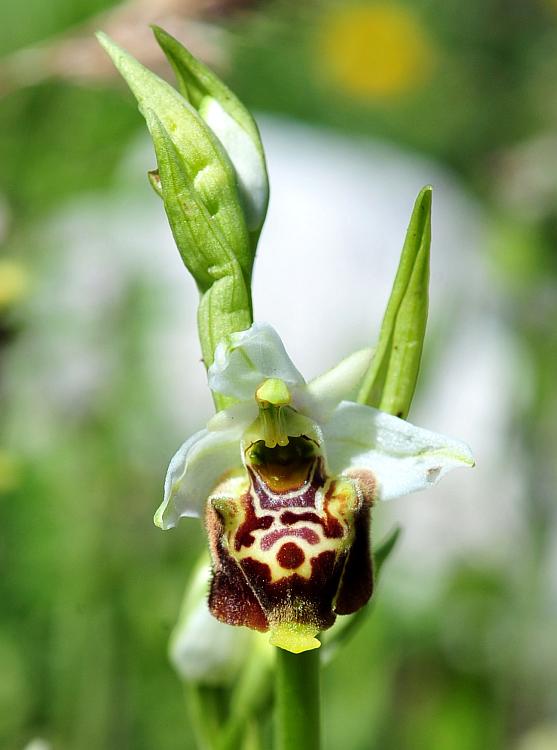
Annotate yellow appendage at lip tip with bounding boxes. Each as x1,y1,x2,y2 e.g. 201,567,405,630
269,623,321,654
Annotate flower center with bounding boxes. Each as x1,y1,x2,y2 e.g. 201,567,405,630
246,436,319,492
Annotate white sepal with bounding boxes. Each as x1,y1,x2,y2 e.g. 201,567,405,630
206,401,258,433
323,401,474,501
155,428,240,528
209,322,305,401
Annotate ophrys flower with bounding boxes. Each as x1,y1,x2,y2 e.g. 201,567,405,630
156,323,474,653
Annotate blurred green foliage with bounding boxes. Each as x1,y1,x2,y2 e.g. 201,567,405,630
1,0,556,748
229,0,555,176
0,0,115,57
0,84,140,220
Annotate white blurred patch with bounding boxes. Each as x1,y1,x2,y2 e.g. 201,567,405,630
168,559,273,684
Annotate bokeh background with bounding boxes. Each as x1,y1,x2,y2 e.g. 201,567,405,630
1,1,557,748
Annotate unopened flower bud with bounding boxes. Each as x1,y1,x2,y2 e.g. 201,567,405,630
169,556,256,685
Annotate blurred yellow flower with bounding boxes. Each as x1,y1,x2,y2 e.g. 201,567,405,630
0,259,30,308
0,451,21,493
316,3,435,99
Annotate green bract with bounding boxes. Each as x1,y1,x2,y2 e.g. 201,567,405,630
358,186,432,418
97,30,269,404
152,26,269,242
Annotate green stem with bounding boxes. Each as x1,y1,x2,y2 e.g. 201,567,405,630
274,648,321,750
217,643,272,750
184,684,221,750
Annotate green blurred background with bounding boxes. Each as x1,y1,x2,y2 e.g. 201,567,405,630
1,1,556,748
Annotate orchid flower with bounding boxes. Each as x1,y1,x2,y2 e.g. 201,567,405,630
155,323,474,654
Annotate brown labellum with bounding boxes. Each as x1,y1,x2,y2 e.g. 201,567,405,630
205,437,374,653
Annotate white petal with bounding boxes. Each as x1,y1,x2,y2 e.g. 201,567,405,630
208,322,305,401
206,400,258,432
323,401,474,501
297,347,373,421
200,98,268,233
155,428,241,528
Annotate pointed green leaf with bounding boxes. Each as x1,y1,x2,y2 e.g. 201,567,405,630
357,186,431,419
152,25,269,238
96,32,253,287
373,525,402,576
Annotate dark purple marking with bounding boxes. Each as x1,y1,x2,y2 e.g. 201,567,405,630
321,485,344,538
277,542,305,570
280,506,343,539
233,495,273,551
260,526,320,551
280,511,321,525
334,500,373,615
240,549,345,632
207,507,269,631
251,472,318,509
240,556,273,586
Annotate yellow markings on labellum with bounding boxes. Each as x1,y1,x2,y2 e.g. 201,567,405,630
210,459,361,585
211,496,243,534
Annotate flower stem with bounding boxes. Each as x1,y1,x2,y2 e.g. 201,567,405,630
274,648,321,750
184,684,221,750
